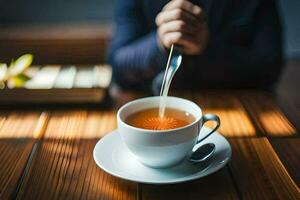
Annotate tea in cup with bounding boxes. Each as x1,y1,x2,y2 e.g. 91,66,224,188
117,96,220,168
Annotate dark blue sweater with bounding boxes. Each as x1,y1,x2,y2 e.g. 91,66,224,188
108,0,283,90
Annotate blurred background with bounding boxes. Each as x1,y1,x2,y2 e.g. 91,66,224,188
0,0,299,102
0,0,115,65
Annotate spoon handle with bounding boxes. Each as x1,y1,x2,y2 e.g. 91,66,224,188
159,44,174,96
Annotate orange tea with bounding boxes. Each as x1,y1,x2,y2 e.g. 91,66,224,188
125,107,195,130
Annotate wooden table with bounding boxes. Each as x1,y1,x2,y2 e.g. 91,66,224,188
0,91,299,200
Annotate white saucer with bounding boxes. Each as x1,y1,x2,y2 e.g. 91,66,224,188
93,127,231,184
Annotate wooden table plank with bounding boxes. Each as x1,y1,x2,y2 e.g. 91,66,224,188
184,92,256,137
17,111,136,200
238,92,300,190
276,94,300,131
0,112,41,199
228,138,300,199
141,167,239,200
240,92,297,136
84,111,117,138
269,138,300,187
2,91,297,200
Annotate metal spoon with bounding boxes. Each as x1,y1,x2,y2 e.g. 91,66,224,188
159,45,183,118
159,44,183,97
190,143,215,162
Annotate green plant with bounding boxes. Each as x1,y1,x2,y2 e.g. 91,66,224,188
0,54,33,89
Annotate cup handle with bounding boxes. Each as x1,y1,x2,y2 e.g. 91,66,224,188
196,114,220,144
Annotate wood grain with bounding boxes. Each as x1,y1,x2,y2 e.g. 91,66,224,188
240,92,297,136
276,94,300,131
0,112,41,199
269,138,300,187
0,112,41,138
228,138,300,199
190,92,256,137
16,111,136,200
141,168,239,200
83,111,117,138
0,91,298,200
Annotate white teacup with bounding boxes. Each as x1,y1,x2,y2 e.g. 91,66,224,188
117,96,220,168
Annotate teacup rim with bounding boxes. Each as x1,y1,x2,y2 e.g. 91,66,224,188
117,96,202,133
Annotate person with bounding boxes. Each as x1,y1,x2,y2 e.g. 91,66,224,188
108,0,283,92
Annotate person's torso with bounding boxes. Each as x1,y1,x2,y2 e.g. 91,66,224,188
139,0,262,89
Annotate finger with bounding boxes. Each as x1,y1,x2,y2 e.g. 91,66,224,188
156,8,198,26
163,32,199,48
163,0,203,18
158,20,196,35
176,45,199,55
173,39,204,55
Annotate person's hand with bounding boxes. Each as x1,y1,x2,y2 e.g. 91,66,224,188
156,0,209,55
